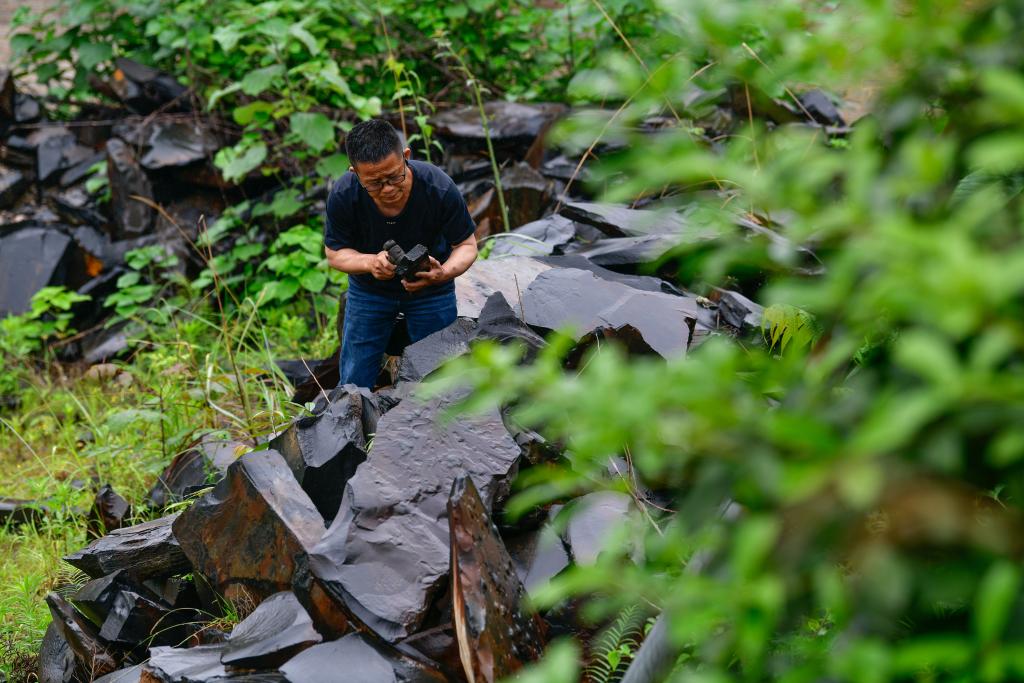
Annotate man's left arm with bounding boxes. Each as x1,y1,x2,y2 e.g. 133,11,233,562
402,235,477,293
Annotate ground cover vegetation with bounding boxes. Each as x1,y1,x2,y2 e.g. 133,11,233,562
1,0,1024,681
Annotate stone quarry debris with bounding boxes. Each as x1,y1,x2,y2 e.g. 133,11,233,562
712,288,764,330
540,254,687,298
37,131,94,185
798,89,844,127
454,255,552,319
469,162,552,234
98,586,194,648
564,324,661,368
45,592,118,679
145,643,229,682
309,388,523,641
560,201,712,240
94,664,145,683
139,119,220,170
110,58,189,114
37,621,75,683
106,138,155,238
0,227,73,316
521,268,698,358
449,477,545,682
572,234,679,267
279,633,446,683
268,386,375,522
73,570,139,626
60,150,106,188
64,513,190,580
221,591,322,669
147,437,247,509
504,507,570,594
398,292,546,384
432,102,566,154
563,491,633,565
0,496,49,526
0,165,28,208
172,449,324,601
88,484,132,535
489,214,576,258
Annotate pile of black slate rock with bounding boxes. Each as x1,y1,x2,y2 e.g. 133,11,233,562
8,61,842,683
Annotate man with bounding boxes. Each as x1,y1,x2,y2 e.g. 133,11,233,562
324,119,478,388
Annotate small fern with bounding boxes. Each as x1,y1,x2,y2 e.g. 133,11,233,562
761,304,819,354
585,605,649,683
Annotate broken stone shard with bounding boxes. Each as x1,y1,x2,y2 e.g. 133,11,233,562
455,255,552,319
94,664,145,683
504,508,570,594
573,234,679,268
64,513,189,580
268,387,375,522
0,165,28,208
563,491,633,565
0,497,49,526
147,437,246,509
521,268,698,358
432,102,565,152
712,288,764,330
560,201,710,239
798,89,845,127
88,484,132,535
489,214,576,259
396,317,476,384
279,633,447,683
449,477,545,683
222,591,321,670
45,592,118,679
309,388,523,641
72,570,139,627
37,621,75,683
106,138,155,239
0,227,73,317
37,131,94,185
139,120,220,170
99,587,195,648
145,643,228,682
172,449,325,602
110,58,189,114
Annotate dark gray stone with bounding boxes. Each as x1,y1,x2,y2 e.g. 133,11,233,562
432,102,565,147
489,214,575,258
146,643,227,682
268,387,375,522
0,166,28,208
521,268,698,358
37,621,75,683
94,664,145,683
396,318,476,383
0,497,49,526
222,592,321,669
309,388,523,641
37,132,94,185
573,234,679,267
139,120,220,170
798,89,844,126
563,491,633,565
0,227,73,317
147,437,246,509
454,255,551,319
280,633,446,683
45,592,118,679
560,201,710,239
64,513,190,580
106,138,155,238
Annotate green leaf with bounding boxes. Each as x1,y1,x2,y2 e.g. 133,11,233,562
290,112,335,152
206,82,241,111
77,42,112,70
299,270,327,293
240,65,284,96
967,134,1024,174
315,153,349,178
289,24,320,55
233,101,275,126
213,24,243,51
974,561,1021,645
262,278,300,302
215,142,267,183
445,4,468,19
270,189,304,218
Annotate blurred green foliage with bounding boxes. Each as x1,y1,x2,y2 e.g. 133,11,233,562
436,1,1024,681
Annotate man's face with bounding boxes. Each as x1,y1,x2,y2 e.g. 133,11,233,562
352,149,412,205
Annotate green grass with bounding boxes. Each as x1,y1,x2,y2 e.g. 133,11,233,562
0,295,336,674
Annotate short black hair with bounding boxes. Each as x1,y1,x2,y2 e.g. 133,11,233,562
345,119,403,166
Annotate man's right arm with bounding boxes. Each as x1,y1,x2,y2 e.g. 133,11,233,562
325,246,396,280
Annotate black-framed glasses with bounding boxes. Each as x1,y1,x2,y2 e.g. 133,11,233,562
357,160,409,193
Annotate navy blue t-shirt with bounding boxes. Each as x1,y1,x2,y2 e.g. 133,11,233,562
323,159,476,297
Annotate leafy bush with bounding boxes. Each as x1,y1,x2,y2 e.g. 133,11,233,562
442,1,1024,681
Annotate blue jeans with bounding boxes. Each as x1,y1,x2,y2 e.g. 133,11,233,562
339,279,457,388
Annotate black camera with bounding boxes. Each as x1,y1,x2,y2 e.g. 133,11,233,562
382,240,430,281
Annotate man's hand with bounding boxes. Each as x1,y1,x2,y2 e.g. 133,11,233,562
369,251,396,280
402,256,447,293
